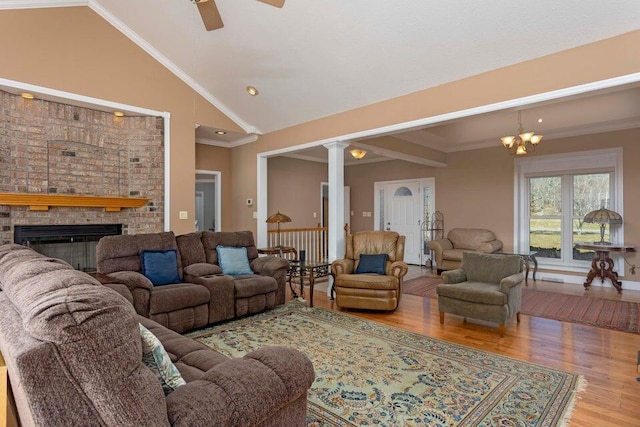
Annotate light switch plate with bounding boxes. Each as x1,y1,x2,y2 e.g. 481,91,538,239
253,211,258,219
179,211,188,220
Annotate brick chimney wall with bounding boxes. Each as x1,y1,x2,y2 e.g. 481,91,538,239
0,90,165,244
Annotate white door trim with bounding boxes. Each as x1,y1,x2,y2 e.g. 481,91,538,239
195,169,222,231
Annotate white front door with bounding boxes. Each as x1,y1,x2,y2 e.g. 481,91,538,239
375,179,432,265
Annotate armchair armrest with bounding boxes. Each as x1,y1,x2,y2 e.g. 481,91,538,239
428,238,453,265
105,271,153,316
166,346,314,427
250,255,289,277
102,282,134,305
499,272,525,293
477,240,503,254
442,268,467,284
183,263,222,278
106,271,153,291
389,261,408,279
331,259,354,276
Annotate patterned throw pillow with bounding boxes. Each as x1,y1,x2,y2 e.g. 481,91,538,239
216,246,254,275
139,323,186,395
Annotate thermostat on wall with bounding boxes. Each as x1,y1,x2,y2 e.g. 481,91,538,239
246,198,253,206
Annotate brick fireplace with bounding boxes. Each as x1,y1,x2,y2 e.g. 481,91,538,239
0,89,165,266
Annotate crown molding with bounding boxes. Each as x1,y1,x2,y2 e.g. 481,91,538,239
0,0,258,134
196,134,259,148
86,0,257,134
0,0,85,8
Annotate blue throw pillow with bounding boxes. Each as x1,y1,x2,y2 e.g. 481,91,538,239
216,246,253,275
356,254,388,274
141,249,181,286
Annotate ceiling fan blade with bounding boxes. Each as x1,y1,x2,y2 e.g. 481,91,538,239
197,0,224,31
256,0,285,8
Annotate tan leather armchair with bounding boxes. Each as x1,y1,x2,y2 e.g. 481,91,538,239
331,231,408,311
428,228,503,274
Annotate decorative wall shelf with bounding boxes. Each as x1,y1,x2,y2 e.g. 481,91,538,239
0,193,149,212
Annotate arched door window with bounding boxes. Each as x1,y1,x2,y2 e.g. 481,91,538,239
394,186,413,197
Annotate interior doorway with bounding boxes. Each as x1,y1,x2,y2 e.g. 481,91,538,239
195,170,221,232
374,178,435,265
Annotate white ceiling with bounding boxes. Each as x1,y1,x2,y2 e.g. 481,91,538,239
4,0,640,161
85,0,640,134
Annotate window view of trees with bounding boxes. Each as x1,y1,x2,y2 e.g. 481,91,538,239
528,173,611,261
529,176,561,258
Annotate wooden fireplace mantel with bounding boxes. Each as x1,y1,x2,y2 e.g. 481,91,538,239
0,193,149,212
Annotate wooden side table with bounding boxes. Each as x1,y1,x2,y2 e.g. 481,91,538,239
575,243,635,293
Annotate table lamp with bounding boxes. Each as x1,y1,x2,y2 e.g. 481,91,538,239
583,207,622,245
266,211,292,247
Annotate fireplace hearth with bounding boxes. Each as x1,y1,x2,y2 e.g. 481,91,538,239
14,224,122,272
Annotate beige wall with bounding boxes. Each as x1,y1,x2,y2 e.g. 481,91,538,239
231,30,640,232
0,7,243,234
267,157,328,228
195,143,234,231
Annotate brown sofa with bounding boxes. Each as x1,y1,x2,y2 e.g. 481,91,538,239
428,228,503,274
96,230,289,333
0,243,314,426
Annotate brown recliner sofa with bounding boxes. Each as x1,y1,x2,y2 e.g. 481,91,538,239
0,243,314,427
331,231,408,311
428,228,503,274
96,230,289,333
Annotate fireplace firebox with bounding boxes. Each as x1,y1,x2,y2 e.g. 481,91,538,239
14,224,123,272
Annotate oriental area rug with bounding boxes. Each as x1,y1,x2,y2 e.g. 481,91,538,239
403,276,640,334
188,301,584,426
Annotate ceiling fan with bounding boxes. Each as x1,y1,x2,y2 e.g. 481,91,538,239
192,0,285,31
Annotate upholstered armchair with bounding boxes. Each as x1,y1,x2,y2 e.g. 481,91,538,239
436,252,524,336
428,228,503,274
331,231,408,311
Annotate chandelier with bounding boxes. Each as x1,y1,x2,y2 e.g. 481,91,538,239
500,111,543,156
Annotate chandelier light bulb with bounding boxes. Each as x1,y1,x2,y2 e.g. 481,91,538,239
501,136,515,149
530,135,543,145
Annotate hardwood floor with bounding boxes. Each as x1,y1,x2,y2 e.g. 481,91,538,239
303,268,640,427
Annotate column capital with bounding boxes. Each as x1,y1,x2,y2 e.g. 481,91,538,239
323,141,350,150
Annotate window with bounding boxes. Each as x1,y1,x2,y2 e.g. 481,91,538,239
516,149,623,270
527,173,612,263
394,186,413,197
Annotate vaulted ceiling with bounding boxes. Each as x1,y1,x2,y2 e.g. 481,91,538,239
5,1,640,161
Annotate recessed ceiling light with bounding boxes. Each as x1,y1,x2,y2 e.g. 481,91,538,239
246,86,259,96
215,130,227,135
538,118,543,123
21,92,34,100
113,111,124,117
